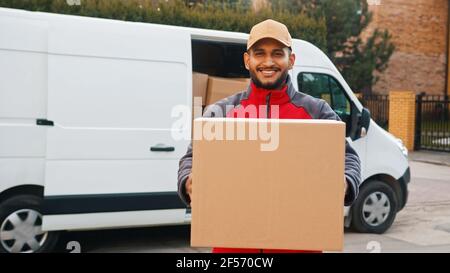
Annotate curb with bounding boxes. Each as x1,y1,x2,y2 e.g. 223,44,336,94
409,158,450,167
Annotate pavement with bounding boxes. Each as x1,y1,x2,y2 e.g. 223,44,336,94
409,150,450,166
342,150,450,253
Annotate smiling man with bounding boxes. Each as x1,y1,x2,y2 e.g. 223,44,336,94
245,22,293,91
178,19,362,253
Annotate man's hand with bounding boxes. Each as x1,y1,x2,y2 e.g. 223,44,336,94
185,173,193,201
344,179,348,195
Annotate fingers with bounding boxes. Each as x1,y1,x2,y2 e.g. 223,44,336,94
186,173,193,198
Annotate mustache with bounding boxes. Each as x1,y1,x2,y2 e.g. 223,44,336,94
256,66,281,72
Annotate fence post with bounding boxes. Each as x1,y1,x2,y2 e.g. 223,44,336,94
445,94,449,122
414,93,424,150
389,91,416,151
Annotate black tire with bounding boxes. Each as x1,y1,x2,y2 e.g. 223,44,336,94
351,180,398,234
0,194,59,253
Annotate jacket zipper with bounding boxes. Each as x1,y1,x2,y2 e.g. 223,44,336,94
265,92,272,118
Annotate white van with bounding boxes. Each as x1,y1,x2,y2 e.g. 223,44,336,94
0,8,410,253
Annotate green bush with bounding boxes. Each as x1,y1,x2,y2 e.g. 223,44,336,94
0,0,327,50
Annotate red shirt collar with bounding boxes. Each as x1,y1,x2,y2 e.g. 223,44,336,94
248,81,291,106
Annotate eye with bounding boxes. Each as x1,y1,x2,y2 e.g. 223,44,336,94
274,51,284,57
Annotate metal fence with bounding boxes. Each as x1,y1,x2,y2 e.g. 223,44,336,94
359,94,390,130
415,94,450,152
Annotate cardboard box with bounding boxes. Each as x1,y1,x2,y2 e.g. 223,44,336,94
192,72,209,106
191,118,345,251
205,76,250,105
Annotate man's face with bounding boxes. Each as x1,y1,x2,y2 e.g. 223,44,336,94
244,38,296,90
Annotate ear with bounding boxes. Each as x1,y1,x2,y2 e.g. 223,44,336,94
243,51,250,70
288,53,296,70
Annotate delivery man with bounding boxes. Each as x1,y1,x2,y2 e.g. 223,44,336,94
177,19,361,253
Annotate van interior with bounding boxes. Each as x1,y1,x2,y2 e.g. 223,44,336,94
190,39,250,108
191,39,249,78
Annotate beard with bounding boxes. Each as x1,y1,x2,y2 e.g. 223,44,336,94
249,68,289,90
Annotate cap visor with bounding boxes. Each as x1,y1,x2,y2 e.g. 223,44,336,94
247,36,291,50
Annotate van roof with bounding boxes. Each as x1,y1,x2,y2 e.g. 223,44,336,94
0,7,337,71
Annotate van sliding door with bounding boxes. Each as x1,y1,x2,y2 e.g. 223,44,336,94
43,18,191,231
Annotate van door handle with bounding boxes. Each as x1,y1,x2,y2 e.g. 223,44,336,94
36,119,54,126
150,144,175,152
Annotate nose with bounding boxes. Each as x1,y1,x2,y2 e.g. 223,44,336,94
261,55,275,67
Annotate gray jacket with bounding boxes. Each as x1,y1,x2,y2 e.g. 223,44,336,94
178,76,361,207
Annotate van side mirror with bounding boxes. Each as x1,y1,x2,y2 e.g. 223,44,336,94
357,107,371,138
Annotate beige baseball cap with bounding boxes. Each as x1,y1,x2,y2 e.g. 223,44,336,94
247,19,292,50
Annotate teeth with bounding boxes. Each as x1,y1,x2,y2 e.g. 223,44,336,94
261,70,276,76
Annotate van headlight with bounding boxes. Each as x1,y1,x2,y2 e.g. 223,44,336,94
395,138,408,158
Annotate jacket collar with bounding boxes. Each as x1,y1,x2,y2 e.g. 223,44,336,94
242,74,297,105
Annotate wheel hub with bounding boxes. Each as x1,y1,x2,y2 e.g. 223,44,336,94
362,192,391,227
0,209,48,253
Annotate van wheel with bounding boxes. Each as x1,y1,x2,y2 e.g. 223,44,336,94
351,180,398,234
0,195,59,253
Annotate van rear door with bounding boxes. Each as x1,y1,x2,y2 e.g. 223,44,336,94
42,17,191,231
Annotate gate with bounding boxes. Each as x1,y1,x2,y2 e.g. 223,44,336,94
415,94,450,152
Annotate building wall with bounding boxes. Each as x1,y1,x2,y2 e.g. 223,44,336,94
362,0,448,95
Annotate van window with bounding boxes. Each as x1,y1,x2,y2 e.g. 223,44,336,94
297,72,351,121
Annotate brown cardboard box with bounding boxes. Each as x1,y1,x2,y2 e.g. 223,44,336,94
205,76,250,105
191,118,345,251
193,72,209,106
